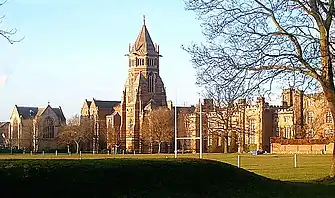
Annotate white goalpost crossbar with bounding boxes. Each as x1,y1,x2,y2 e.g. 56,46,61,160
174,98,203,159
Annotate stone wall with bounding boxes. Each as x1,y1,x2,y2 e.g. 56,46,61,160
271,142,334,154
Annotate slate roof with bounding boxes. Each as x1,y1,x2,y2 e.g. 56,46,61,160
132,21,156,54
15,105,66,122
93,100,121,109
0,122,9,128
16,106,38,119
53,108,66,122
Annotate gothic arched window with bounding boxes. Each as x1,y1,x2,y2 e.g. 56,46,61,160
148,72,154,93
43,117,54,139
12,119,18,139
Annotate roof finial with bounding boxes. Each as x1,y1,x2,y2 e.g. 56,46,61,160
143,15,146,25
47,101,50,106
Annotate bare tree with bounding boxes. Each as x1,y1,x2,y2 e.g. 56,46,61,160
58,115,93,154
0,1,22,44
107,126,120,153
184,0,335,177
141,107,174,153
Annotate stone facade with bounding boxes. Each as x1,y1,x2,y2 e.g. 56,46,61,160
120,18,167,152
176,97,274,153
79,17,167,153
177,88,335,153
276,88,334,139
0,122,9,147
8,104,66,151
80,99,120,152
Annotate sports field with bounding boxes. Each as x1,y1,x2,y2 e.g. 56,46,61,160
0,153,332,182
0,155,334,197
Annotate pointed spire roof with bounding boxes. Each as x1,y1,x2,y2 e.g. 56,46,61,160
132,16,156,54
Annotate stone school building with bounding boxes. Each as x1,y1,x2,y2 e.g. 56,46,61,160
5,104,66,151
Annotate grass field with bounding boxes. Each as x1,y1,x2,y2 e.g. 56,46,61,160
0,158,335,197
0,153,333,182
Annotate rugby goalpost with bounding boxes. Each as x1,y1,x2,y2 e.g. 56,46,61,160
174,98,203,159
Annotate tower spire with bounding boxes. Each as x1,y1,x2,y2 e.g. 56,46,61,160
143,15,146,25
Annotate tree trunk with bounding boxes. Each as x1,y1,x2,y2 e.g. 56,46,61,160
158,142,161,154
181,140,184,154
150,142,153,154
323,87,335,177
75,141,79,154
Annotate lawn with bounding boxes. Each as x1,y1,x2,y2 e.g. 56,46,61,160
0,158,334,198
0,153,332,182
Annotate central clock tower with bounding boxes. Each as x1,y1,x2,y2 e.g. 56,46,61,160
120,16,167,152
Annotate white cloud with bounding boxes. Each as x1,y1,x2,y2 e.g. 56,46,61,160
0,75,7,87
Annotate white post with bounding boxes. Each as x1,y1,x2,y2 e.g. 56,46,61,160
30,151,32,155
42,151,45,156
174,101,178,159
237,155,241,168
55,150,58,156
134,150,136,155
294,153,297,168
123,150,125,155
108,150,110,155
199,98,203,159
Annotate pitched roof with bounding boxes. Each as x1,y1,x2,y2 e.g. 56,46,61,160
85,99,92,107
15,105,66,122
132,22,156,54
16,106,38,119
93,100,121,109
0,122,9,128
53,107,66,122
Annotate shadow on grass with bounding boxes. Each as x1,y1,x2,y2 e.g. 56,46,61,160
0,158,334,198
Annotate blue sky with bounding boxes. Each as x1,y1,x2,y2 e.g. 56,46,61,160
0,0,207,120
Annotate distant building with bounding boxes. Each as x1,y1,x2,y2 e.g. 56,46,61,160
8,104,66,151
80,99,121,152
0,122,9,148
81,17,167,153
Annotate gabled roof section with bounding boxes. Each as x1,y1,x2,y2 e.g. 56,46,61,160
53,107,66,122
16,106,38,119
132,17,156,54
93,99,121,109
0,122,9,128
85,99,92,107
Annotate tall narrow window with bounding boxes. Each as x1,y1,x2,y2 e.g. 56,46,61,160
12,119,18,139
43,117,54,139
307,111,314,123
148,72,154,93
249,119,256,144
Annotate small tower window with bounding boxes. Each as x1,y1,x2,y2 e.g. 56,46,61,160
326,112,332,123
154,58,158,66
136,58,139,66
148,72,154,93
